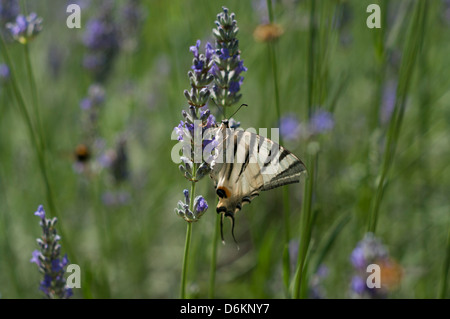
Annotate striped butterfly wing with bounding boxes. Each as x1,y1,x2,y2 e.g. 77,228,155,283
210,125,306,210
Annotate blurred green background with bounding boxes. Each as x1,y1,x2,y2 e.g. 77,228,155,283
0,0,449,298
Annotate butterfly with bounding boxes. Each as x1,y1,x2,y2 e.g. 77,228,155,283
209,118,306,243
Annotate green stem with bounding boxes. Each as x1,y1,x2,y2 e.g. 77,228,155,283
24,42,46,152
268,43,281,121
293,152,316,298
266,0,274,23
439,225,450,299
292,0,319,299
208,213,220,298
181,165,196,299
307,0,316,118
266,0,291,294
181,222,193,299
367,0,428,234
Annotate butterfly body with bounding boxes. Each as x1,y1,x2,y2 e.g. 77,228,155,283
210,120,306,242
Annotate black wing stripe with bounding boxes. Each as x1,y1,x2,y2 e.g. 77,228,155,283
271,161,304,181
226,134,239,181
262,148,273,168
236,143,250,182
279,149,291,162
262,179,300,191
227,162,234,181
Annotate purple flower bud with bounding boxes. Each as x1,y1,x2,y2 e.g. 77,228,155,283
34,205,45,220
52,258,63,272
194,196,208,214
189,39,201,58
30,250,41,266
183,189,190,205
229,80,241,94
219,48,230,60
175,121,185,141
205,42,214,60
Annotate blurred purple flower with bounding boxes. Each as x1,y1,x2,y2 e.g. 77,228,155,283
351,276,366,294
288,240,299,270
349,233,392,298
0,0,19,25
79,84,105,110
350,233,388,271
309,264,329,299
350,245,366,269
0,63,10,81
279,114,301,141
82,53,106,73
380,81,397,125
119,0,146,50
83,19,118,51
47,45,64,79
444,0,450,25
82,4,119,82
309,109,334,135
6,13,43,44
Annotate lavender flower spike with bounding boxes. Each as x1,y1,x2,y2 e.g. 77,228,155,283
212,7,247,108
6,13,43,44
31,205,73,299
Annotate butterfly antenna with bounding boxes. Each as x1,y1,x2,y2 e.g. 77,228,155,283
229,103,248,120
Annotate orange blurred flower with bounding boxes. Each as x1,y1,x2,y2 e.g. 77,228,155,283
253,23,284,42
378,258,403,291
